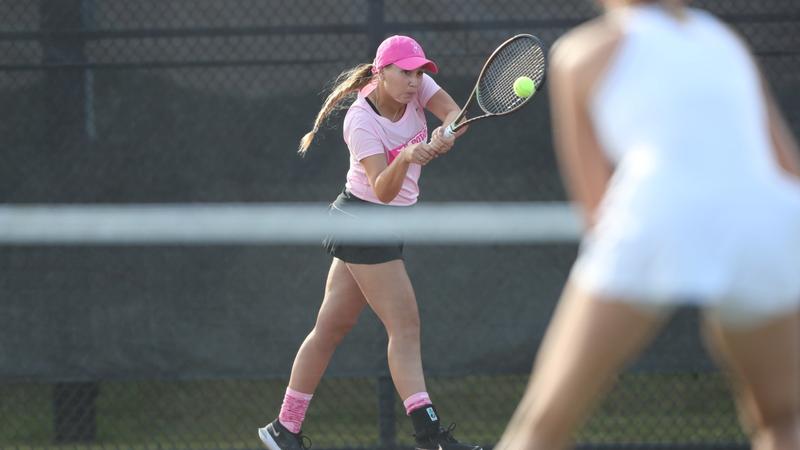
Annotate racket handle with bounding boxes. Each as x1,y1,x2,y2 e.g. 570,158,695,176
443,123,456,138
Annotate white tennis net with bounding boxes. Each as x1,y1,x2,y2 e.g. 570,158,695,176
0,202,581,245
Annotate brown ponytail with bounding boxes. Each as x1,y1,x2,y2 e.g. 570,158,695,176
297,63,375,155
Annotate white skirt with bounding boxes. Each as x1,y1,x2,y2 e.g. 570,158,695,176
571,177,800,326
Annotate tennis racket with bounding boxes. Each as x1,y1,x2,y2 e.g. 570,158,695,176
443,34,547,137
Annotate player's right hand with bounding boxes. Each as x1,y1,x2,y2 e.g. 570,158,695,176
429,126,456,155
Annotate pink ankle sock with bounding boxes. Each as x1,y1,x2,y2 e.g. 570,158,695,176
278,387,313,434
403,392,432,415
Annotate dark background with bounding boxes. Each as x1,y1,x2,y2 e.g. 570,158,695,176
1,1,798,449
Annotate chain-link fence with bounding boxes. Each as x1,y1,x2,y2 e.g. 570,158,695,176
1,1,799,449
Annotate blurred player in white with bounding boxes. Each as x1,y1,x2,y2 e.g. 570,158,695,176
496,1,800,449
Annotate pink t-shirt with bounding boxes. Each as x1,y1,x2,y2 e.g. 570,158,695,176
342,73,441,206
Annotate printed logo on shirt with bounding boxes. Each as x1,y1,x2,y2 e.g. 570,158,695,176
387,126,428,164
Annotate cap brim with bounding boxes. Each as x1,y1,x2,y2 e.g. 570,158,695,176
394,57,439,74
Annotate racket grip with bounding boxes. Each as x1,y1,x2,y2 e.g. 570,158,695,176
443,123,456,138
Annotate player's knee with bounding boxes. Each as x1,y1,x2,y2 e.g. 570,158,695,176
752,405,800,439
759,390,800,424
752,412,800,449
314,319,358,345
385,316,421,342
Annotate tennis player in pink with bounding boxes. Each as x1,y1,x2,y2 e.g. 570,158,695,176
257,35,480,450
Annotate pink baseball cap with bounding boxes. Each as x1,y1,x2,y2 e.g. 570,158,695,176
372,35,439,74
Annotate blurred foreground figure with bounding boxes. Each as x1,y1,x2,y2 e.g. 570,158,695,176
496,1,800,449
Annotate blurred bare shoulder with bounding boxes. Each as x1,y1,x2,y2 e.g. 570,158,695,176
549,16,623,84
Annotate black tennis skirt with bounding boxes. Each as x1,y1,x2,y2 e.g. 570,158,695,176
323,189,405,265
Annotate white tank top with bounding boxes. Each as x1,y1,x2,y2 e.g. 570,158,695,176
572,4,800,312
591,5,783,198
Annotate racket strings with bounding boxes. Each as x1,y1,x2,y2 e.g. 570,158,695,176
477,37,546,114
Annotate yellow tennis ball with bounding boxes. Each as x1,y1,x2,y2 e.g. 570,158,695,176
513,76,535,98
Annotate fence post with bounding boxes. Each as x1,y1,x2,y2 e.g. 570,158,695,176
366,0,385,59
377,374,397,449
40,0,99,443
52,382,99,443
40,0,96,153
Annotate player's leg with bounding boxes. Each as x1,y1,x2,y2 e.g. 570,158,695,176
259,258,367,450
346,259,424,400
287,257,368,393
495,282,669,450
703,310,800,450
347,259,481,450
